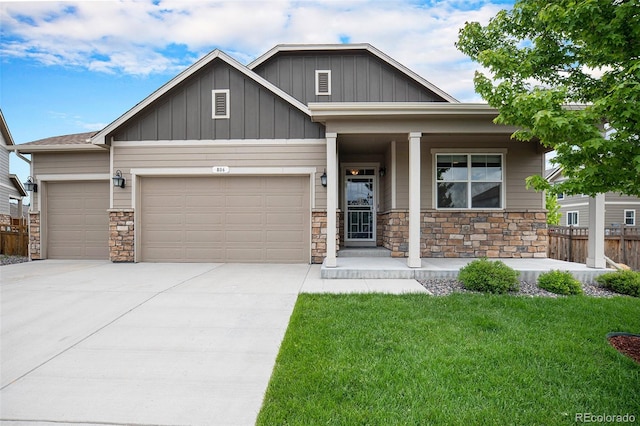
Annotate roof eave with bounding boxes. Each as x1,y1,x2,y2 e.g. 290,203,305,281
9,174,28,197
308,102,499,121
8,144,108,153
0,109,15,146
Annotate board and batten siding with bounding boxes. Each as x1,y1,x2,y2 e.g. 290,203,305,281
31,151,110,210
110,59,324,142
112,143,327,209
253,51,448,105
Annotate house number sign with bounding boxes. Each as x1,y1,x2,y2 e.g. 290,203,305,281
212,166,230,173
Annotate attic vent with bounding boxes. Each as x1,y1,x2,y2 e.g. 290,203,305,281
212,89,230,119
315,70,331,96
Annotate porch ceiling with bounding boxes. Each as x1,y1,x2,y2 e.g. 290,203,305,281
337,134,403,155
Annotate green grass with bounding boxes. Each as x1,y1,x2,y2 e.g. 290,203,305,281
257,294,640,425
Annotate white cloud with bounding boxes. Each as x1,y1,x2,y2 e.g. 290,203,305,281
0,0,512,101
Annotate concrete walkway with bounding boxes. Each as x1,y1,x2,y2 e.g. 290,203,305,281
0,261,425,426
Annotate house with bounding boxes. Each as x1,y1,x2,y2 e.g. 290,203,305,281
546,166,639,228
0,109,27,229
11,44,549,265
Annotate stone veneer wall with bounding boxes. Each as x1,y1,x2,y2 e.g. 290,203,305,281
380,209,548,258
311,210,340,264
29,212,40,260
109,209,134,262
0,214,11,228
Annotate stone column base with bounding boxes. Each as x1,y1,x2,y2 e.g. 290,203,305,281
109,209,135,262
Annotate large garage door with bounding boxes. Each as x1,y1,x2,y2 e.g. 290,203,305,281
140,176,310,263
46,181,109,259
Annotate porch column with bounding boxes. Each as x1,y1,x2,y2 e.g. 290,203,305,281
408,132,422,268
586,193,606,268
325,132,338,267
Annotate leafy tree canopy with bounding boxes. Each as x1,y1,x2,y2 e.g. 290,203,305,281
456,0,640,197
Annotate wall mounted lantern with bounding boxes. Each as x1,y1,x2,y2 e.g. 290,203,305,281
379,167,386,177
320,169,327,187
112,170,126,188
24,176,37,192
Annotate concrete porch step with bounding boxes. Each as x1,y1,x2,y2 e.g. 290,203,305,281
338,248,392,258
321,257,611,283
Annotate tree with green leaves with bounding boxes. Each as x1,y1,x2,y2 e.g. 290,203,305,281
456,0,640,197
545,191,561,225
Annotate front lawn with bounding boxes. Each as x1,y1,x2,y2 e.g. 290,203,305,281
257,294,640,425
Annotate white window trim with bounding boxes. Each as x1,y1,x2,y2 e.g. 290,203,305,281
567,211,579,226
432,151,506,210
557,192,564,200
315,70,331,96
212,89,230,119
624,209,636,226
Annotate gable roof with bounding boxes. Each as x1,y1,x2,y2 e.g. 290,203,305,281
0,109,15,146
9,174,27,198
248,44,459,103
91,49,312,145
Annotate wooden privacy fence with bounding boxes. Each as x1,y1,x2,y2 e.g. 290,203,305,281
1,218,28,257
548,226,640,270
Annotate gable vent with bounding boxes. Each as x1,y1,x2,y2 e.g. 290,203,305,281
212,89,230,119
315,70,331,96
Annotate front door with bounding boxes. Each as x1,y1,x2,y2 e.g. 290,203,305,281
345,168,376,247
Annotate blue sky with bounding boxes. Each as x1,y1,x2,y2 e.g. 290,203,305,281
1,0,515,192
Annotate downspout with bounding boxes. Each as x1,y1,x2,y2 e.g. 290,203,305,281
14,149,31,165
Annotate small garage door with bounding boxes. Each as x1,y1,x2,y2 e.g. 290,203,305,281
46,181,109,260
140,176,310,263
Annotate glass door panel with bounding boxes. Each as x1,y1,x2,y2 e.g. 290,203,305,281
345,172,375,244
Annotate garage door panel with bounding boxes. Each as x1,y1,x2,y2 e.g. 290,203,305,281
185,213,223,225
225,195,263,208
225,212,263,225
185,195,224,208
46,181,109,260
140,176,309,262
266,195,305,208
225,230,264,243
266,230,305,243
266,212,304,225
185,230,224,242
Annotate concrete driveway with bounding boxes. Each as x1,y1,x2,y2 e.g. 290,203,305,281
1,261,311,425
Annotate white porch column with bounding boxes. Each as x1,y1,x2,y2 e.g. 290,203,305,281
325,132,338,267
586,193,606,268
408,132,422,268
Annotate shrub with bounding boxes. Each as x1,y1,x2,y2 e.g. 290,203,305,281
458,258,520,294
596,270,640,297
537,270,583,295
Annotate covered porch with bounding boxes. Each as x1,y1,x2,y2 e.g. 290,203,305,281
312,102,548,269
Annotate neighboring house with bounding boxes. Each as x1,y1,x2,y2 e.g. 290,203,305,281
0,109,27,228
546,167,639,228
10,44,548,264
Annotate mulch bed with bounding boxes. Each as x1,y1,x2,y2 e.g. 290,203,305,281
608,335,640,364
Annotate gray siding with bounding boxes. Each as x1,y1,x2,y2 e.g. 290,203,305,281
31,151,110,210
558,193,640,227
112,143,327,209
1,134,20,215
111,59,324,141
253,51,448,105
